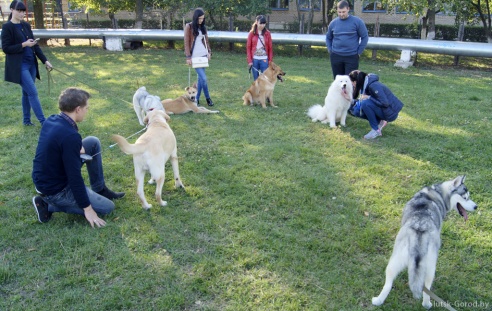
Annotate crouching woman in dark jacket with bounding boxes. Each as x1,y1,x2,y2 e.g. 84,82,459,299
348,70,403,139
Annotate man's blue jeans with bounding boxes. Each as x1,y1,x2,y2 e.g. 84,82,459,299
20,62,45,125
194,67,210,101
41,136,115,215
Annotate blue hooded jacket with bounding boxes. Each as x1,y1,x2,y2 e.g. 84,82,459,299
363,74,403,122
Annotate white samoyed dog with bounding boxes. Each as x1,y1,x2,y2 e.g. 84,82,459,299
307,75,354,128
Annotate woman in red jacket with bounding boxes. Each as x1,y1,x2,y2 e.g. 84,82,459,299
246,15,273,81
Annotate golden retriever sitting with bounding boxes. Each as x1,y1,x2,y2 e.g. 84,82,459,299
111,110,185,210
242,61,286,109
162,85,219,114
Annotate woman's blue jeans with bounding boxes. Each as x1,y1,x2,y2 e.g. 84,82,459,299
360,98,385,130
20,62,45,125
252,58,269,80
194,67,210,101
41,136,115,215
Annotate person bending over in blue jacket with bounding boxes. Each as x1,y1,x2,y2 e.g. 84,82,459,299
326,0,368,79
32,88,125,227
348,70,404,140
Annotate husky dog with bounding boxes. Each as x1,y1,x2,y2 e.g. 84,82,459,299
372,176,477,309
133,86,165,126
307,75,353,128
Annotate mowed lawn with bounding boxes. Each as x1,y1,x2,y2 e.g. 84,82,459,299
0,43,491,310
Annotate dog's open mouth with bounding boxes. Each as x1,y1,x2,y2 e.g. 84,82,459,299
277,74,285,82
342,84,348,95
457,203,468,221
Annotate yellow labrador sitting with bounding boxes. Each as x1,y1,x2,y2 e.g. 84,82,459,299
161,84,219,114
112,110,185,209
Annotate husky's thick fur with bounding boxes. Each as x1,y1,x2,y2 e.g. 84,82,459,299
372,176,477,309
133,86,165,126
112,110,184,209
307,75,353,128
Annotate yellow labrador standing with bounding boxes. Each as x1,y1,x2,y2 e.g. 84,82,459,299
112,110,184,209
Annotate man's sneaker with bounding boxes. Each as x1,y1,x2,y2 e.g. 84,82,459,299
32,196,51,223
97,186,125,200
364,129,382,140
378,120,388,130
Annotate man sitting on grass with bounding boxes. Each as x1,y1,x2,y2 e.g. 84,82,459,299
31,87,124,228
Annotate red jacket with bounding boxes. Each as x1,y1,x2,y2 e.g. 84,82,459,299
246,30,273,64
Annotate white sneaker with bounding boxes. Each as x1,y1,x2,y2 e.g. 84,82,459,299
378,120,387,130
364,129,382,140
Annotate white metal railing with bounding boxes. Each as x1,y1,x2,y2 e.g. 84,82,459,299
1,28,491,57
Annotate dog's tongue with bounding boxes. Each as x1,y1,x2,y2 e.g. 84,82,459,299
457,203,468,221
342,85,347,94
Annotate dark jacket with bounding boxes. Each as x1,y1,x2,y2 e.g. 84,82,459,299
32,114,90,209
364,74,403,122
1,20,48,84
183,22,211,59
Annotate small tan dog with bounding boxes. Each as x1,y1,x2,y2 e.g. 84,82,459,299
162,84,219,114
242,61,286,109
112,110,185,209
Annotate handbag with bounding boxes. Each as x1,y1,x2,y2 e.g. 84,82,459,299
191,32,209,68
192,56,209,68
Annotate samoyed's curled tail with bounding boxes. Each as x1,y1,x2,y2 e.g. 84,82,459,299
111,135,147,155
307,104,324,120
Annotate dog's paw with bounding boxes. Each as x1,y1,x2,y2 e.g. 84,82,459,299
160,200,168,207
422,299,432,309
143,204,152,210
372,297,384,306
148,178,155,184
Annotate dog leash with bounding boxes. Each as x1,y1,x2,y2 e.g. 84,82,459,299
46,66,134,107
423,287,458,311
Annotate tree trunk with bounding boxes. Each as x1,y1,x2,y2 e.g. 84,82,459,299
109,12,118,29
453,22,465,66
135,0,143,29
33,0,45,30
425,7,436,40
372,15,380,60
55,0,70,46
420,16,427,40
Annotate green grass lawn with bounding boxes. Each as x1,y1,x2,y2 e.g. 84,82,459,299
0,44,491,310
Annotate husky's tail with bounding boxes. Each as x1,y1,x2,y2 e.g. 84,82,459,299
111,135,147,155
307,104,324,120
407,239,430,299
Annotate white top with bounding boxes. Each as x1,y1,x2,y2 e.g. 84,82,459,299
192,30,208,58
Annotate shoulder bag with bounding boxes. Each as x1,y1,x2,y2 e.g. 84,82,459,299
192,36,209,68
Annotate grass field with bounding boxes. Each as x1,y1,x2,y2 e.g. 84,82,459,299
0,42,491,310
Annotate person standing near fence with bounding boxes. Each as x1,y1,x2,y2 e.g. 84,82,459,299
325,0,368,79
1,0,53,126
184,8,214,107
246,15,273,81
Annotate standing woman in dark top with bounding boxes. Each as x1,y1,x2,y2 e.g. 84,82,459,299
2,0,53,126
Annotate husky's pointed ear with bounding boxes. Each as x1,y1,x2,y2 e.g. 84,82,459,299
192,82,197,88
185,86,190,91
453,175,466,187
